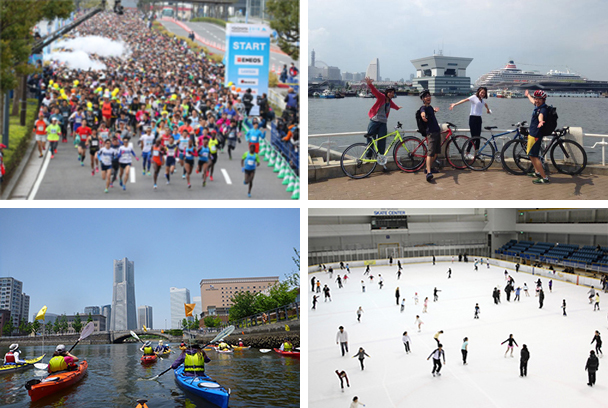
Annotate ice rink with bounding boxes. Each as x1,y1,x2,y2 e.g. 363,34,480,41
308,259,607,408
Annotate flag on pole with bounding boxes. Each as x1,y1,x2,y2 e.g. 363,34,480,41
143,325,148,332
35,305,47,321
184,303,196,317
285,324,290,331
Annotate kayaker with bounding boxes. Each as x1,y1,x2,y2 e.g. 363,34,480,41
279,339,293,352
154,340,166,354
237,338,245,347
4,343,26,365
217,341,231,351
48,344,79,374
171,344,210,377
140,341,155,356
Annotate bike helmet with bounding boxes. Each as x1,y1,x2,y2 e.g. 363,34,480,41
533,90,547,99
419,89,431,99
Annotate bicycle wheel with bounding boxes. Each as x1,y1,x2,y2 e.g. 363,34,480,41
500,139,532,175
393,136,427,172
462,137,495,171
445,135,471,169
340,142,378,179
550,139,587,175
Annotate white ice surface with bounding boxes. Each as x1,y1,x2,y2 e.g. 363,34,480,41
308,261,608,408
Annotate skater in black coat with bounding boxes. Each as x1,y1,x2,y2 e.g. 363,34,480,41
502,334,519,357
585,350,599,386
591,331,603,356
395,287,400,305
539,289,545,309
520,344,530,377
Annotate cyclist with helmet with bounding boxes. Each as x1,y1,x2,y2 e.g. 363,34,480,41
363,77,402,171
524,89,550,184
419,90,441,182
449,87,491,158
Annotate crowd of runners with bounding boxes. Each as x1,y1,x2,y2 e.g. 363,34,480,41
29,9,297,197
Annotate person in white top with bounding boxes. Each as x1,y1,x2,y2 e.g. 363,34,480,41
350,396,365,408
449,87,491,158
402,331,411,353
336,326,349,356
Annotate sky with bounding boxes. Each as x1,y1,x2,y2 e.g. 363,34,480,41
308,0,608,83
0,208,299,330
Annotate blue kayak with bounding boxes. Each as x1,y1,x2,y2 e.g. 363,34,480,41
174,366,230,408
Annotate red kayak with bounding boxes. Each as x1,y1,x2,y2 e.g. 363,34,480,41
26,360,88,402
140,354,158,364
273,348,300,358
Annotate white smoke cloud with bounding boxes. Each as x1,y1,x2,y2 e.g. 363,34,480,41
54,36,130,57
45,51,107,71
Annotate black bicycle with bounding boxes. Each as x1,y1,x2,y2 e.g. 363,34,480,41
500,127,587,175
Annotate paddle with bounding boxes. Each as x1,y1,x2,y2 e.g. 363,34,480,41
259,349,272,353
144,325,235,381
32,322,95,371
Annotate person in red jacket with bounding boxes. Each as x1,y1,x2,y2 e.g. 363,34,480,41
75,119,93,166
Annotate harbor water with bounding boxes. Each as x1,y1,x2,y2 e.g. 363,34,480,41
309,96,608,163
0,344,299,408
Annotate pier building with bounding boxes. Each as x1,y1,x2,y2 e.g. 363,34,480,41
411,53,473,95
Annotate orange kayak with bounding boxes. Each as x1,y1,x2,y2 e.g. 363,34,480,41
26,360,88,402
141,354,158,364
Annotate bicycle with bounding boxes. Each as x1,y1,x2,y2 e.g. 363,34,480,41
394,122,472,172
460,121,529,171
340,122,424,179
500,126,587,175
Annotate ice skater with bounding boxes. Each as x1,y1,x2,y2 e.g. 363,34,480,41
335,370,350,391
340,261,345,270
452,256,454,263
316,280,321,293
336,326,349,356
398,260,402,270
400,298,405,313
414,315,424,332
562,299,567,316
323,284,332,302
591,330,603,356
505,270,509,280
329,267,333,279
535,279,542,296
585,350,599,386
395,287,400,305
389,256,393,266
515,287,521,302
434,287,441,302
352,347,370,370
361,280,365,293
378,274,383,289
336,275,343,288
588,286,596,304
427,344,445,377
343,274,349,285
493,287,500,305
423,297,429,313
447,268,452,279
523,283,530,297
312,295,318,310
487,259,490,269
364,265,371,276
549,279,553,293
462,337,469,365
434,330,444,346
346,263,350,273
501,334,519,357
402,331,411,353
520,344,530,377
515,263,520,273
474,261,478,271
433,255,436,265
396,269,402,280
357,306,364,322
539,289,545,309
413,292,419,305
474,303,480,319
311,276,316,292
350,396,366,408
595,293,601,311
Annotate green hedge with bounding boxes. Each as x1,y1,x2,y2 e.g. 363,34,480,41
190,17,226,27
2,99,38,186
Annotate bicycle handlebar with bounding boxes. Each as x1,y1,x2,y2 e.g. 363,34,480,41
511,121,528,127
395,122,403,130
446,122,456,128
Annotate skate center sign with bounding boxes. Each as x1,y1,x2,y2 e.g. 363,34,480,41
225,24,270,115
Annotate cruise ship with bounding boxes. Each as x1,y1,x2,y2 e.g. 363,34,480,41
475,60,584,88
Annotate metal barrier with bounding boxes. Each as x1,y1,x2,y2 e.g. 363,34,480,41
271,121,299,172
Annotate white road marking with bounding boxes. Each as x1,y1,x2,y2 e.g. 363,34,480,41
130,167,136,183
221,168,232,185
28,150,51,200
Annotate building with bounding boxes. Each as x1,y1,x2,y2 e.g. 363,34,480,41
84,306,100,315
101,304,111,329
353,72,365,82
311,48,316,67
411,52,473,95
0,310,10,336
64,314,106,333
192,296,202,319
0,277,29,330
170,287,192,329
137,305,153,329
199,277,279,318
110,257,137,331
342,72,354,81
31,312,59,326
366,58,380,81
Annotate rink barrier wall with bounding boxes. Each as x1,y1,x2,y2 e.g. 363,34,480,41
309,256,603,289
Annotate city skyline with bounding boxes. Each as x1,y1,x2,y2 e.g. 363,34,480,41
309,0,608,83
0,209,299,330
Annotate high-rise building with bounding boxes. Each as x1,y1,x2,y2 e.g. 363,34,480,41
366,58,380,81
192,296,202,320
101,304,111,329
199,277,279,318
84,306,100,315
63,314,107,333
0,277,29,329
137,305,153,329
110,258,137,331
311,48,316,67
170,287,192,329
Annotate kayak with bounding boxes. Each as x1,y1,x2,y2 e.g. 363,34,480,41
273,348,300,358
26,360,88,402
216,349,233,354
232,346,250,351
141,354,158,364
0,355,45,375
156,350,172,358
174,366,230,408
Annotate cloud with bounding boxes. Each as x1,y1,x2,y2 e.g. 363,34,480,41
54,35,130,57
44,51,107,70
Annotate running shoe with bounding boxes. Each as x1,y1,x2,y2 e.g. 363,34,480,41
527,172,541,178
210,176,213,181
95,167,99,172
147,171,151,176
51,155,55,159
188,184,191,189
81,162,84,166
54,149,57,153
154,184,157,189
110,183,113,188
426,173,434,183
104,188,108,193
203,180,206,187
92,170,95,176
120,179,123,187
39,154,43,158
166,181,170,185
182,174,186,179
248,193,251,198
142,170,146,175
122,185,126,191
533,177,550,184
243,180,247,185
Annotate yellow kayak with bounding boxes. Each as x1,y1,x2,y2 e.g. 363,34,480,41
232,346,251,351
0,355,45,375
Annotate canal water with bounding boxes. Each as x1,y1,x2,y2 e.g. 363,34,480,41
0,344,299,408
309,96,608,163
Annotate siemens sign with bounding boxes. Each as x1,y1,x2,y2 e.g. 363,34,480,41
373,211,407,216
226,23,270,116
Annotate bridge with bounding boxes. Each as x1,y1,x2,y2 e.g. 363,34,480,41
110,329,180,343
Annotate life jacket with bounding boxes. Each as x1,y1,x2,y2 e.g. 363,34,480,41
283,342,292,352
238,341,244,347
48,356,67,373
143,346,154,355
218,342,228,350
4,352,15,363
184,353,205,373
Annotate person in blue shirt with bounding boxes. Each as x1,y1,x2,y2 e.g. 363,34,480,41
241,144,260,198
524,89,550,184
197,137,211,187
245,121,264,153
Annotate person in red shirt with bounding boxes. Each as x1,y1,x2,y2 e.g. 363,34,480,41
34,112,48,158
75,119,92,166
178,118,193,136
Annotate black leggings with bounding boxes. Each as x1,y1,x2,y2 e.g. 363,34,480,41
359,358,365,370
467,115,482,150
404,342,410,353
432,358,442,374
462,349,468,364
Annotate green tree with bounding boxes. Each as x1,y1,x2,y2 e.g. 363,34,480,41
181,318,189,331
72,313,82,333
189,319,200,330
86,313,93,324
53,317,61,334
31,320,41,335
266,0,299,60
203,316,222,328
18,318,28,335
2,319,14,336
228,290,259,321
